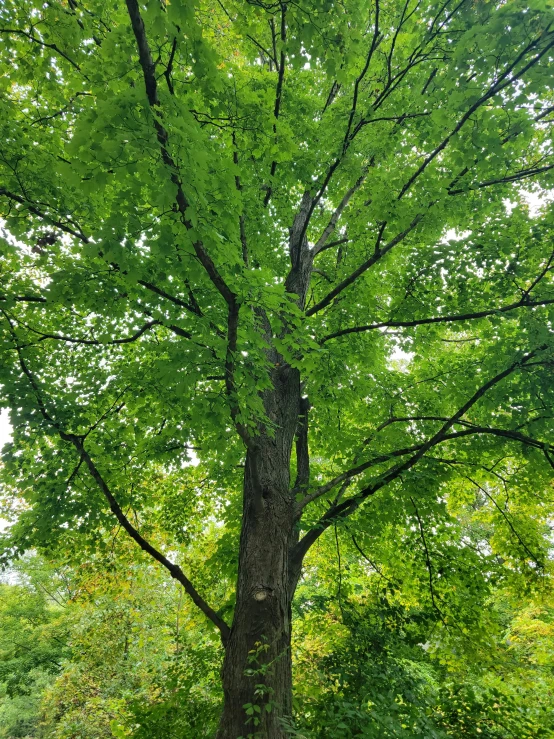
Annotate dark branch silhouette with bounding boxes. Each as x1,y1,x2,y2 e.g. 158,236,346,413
9,333,230,644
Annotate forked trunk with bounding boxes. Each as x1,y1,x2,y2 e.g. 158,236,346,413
216,367,301,738
216,207,312,737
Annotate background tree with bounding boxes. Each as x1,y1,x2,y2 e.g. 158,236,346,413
1,521,553,739
0,558,70,739
1,0,554,735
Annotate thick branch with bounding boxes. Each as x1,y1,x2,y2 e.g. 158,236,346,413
294,421,554,512
0,294,47,304
294,443,420,513
321,297,554,342
71,439,230,642
125,0,248,443
232,134,248,265
164,36,178,96
262,3,287,208
296,422,554,513
292,346,549,560
225,298,250,445
125,0,236,307
306,214,422,317
294,396,310,491
397,31,554,199
0,188,90,243
312,169,367,255
13,342,230,644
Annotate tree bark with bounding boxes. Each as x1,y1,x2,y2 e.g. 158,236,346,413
216,365,301,738
216,196,313,738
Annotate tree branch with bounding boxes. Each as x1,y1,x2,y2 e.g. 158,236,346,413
292,2,380,247
410,495,441,615
0,27,83,73
341,0,381,153
262,3,287,207
164,36,178,96
72,440,230,643
351,533,394,582
294,396,310,491
295,421,554,514
11,340,230,644
321,297,554,342
313,237,349,256
138,280,203,317
397,30,554,200
225,298,251,445
125,0,249,444
0,294,47,304
232,133,248,265
321,80,340,115
306,213,423,317
448,163,554,196
246,33,277,66
460,472,542,565
124,0,236,307
312,168,368,255
292,346,549,561
13,320,164,346
29,92,93,127
0,188,90,243
294,0,469,251
294,442,420,513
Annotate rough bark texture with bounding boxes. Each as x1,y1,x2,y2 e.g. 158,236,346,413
216,202,313,738
216,372,300,738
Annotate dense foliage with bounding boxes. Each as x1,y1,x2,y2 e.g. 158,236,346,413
1,542,553,738
1,0,554,734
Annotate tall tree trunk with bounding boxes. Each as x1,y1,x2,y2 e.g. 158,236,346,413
216,197,313,738
216,367,301,738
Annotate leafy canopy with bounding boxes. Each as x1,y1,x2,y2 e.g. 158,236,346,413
1,0,554,645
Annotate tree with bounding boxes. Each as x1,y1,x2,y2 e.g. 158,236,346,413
0,557,70,739
2,514,552,739
36,546,222,739
290,515,554,738
1,0,554,735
